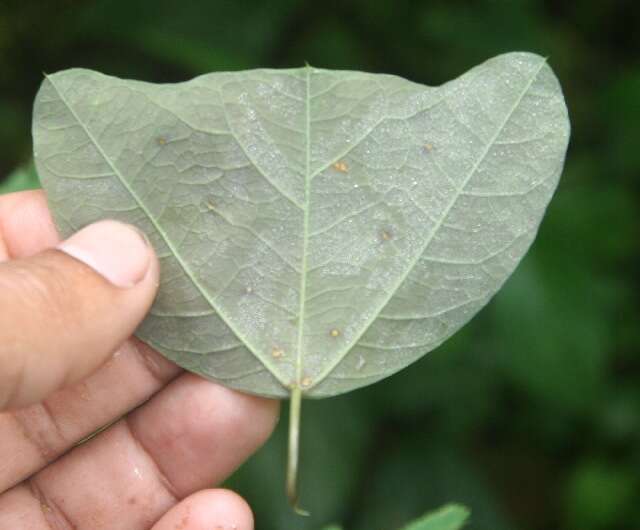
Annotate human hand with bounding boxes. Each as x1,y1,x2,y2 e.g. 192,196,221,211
0,190,279,530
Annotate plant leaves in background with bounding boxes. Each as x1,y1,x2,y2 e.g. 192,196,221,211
319,504,470,530
402,504,470,530
32,51,570,510
0,161,40,194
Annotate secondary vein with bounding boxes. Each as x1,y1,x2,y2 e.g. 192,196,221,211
46,75,288,387
314,58,548,384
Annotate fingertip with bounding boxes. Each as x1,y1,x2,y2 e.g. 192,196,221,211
126,375,280,496
177,375,281,453
249,393,280,444
58,220,155,289
206,378,281,447
0,190,59,257
151,489,254,530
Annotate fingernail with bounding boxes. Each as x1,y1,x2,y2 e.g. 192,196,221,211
58,220,151,288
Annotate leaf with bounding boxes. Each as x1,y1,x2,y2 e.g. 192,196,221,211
402,504,470,530
316,504,469,530
0,161,41,194
32,52,570,509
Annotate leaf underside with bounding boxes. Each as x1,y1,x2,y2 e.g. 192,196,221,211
33,52,570,399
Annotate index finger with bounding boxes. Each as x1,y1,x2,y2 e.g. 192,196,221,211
0,190,60,259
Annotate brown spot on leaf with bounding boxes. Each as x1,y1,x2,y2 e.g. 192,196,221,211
205,195,217,211
333,161,348,173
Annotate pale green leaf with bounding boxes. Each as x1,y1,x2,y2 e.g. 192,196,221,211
1,162,40,194
402,504,470,530
32,52,569,399
317,504,469,530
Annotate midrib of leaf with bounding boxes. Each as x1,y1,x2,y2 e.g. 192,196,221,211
311,58,548,387
284,66,313,515
294,65,313,388
45,75,289,388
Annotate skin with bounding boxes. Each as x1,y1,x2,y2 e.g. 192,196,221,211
0,190,279,530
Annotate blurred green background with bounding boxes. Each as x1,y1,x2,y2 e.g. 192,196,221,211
1,1,639,529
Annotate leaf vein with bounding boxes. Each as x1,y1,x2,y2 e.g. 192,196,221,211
313,58,548,385
46,75,289,388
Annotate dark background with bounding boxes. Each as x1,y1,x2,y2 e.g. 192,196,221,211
1,1,639,529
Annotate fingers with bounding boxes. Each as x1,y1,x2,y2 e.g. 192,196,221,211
0,338,181,492
0,488,255,530
0,219,160,409
0,191,181,490
0,376,279,529
150,490,253,530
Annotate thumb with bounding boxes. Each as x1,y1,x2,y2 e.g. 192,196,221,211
0,220,159,410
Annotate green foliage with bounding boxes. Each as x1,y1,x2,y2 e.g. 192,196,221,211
564,459,639,530
402,504,469,530
321,504,470,530
0,162,40,194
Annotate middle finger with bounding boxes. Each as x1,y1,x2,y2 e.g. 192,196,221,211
0,374,278,529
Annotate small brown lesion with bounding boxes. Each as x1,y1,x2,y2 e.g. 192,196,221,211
204,195,217,211
202,195,221,214
380,229,393,242
424,142,434,152
271,347,285,359
329,328,340,338
157,136,168,146
301,376,312,388
333,161,348,173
